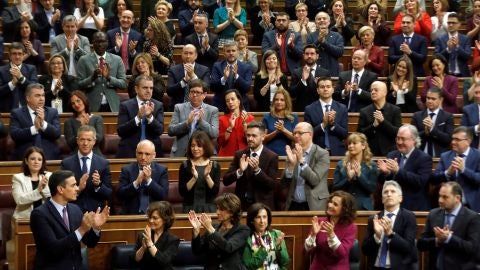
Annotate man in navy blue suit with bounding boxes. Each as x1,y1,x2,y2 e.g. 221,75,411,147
10,83,61,161
117,140,169,214
362,180,418,270
61,125,112,212
460,83,480,149
210,42,252,112
167,44,210,110
117,75,164,158
0,42,38,112
261,12,303,76
34,0,63,43
434,13,471,77
378,124,432,211
30,170,109,270
388,14,428,77
107,10,143,75
304,77,348,156
431,126,480,212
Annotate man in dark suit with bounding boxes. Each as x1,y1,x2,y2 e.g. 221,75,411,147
334,49,378,112
362,180,418,270
60,125,112,212
281,122,330,211
418,181,480,270
184,13,218,70
261,12,303,76
34,0,63,43
10,83,61,160
306,11,344,77
388,14,428,77
305,77,348,156
431,126,480,212
434,13,471,77
106,10,143,75
358,81,402,156
118,140,169,214
210,42,252,112
289,44,329,112
178,0,204,44
224,121,279,210
30,170,109,270
460,83,480,149
0,42,38,112
117,75,164,158
411,87,454,157
378,124,433,211
167,44,210,109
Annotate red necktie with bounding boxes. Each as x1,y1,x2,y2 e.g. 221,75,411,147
121,32,129,70
99,57,105,71
280,34,288,74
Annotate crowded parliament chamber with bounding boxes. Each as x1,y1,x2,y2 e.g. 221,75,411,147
0,0,479,269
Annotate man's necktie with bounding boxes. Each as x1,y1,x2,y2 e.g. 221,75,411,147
33,112,42,148
140,102,146,141
324,104,331,150
63,206,70,230
404,36,411,45
121,32,129,70
280,33,288,74
449,49,458,75
378,212,394,267
427,112,436,156
455,153,465,179
190,109,199,137
81,156,88,175
99,56,105,72
226,65,234,88
399,154,406,169
348,73,359,111
199,34,204,53
139,182,149,214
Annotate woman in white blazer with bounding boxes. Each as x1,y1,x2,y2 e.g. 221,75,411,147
12,147,51,220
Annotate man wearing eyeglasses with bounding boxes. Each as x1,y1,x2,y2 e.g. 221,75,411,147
431,126,480,213
168,79,219,157
281,122,329,211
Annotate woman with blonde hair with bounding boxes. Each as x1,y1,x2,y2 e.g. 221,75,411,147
253,50,288,112
152,0,176,41
289,3,316,44
127,53,166,102
262,89,298,156
332,133,378,210
354,26,385,75
386,55,418,113
143,17,173,75
234,29,258,73
213,0,246,45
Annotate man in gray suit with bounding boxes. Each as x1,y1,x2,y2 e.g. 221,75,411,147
282,122,330,211
168,79,219,157
50,15,91,77
77,31,127,112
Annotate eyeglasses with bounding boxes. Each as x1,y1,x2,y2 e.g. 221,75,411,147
293,131,310,136
189,91,204,96
451,137,468,142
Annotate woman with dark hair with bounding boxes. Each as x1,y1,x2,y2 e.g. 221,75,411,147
189,193,250,270
305,190,357,269
262,89,298,156
127,53,166,101
135,201,180,269
243,203,289,269
421,54,459,113
107,0,134,30
15,20,45,71
218,89,255,156
250,0,276,45
143,17,173,75
39,55,78,113
332,133,378,210
353,26,385,75
358,1,391,46
386,55,418,113
179,131,220,213
74,0,105,41
64,90,104,155
329,0,355,46
12,146,51,219
253,50,289,112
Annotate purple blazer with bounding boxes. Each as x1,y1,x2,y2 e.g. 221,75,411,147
421,75,459,113
308,217,357,270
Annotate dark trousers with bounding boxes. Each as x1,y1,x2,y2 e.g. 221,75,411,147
289,201,309,211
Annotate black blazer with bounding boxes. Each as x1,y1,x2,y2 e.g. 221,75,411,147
333,69,378,112
0,63,38,112
252,73,288,112
362,208,418,270
39,74,78,113
184,32,219,70
289,65,329,112
411,109,454,157
134,230,180,270
34,8,63,43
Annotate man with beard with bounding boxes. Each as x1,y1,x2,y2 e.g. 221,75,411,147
178,0,205,44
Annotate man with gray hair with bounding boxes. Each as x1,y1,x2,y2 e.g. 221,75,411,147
362,180,418,269
378,124,432,211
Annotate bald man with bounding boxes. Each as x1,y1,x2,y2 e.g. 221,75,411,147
167,44,211,111
358,81,402,156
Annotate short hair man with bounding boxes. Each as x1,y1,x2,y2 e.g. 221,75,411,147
168,79,219,157
60,125,113,212
184,12,219,70
378,124,433,211
34,0,63,43
0,42,38,112
289,44,329,112
418,182,480,269
224,121,279,210
178,0,206,44
1,0,37,42
304,77,348,155
411,87,454,157
77,31,127,112
117,140,169,214
117,75,164,158
167,44,211,109
431,126,480,212
362,181,418,269
358,81,402,156
10,83,61,160
460,83,480,148
30,170,109,269
281,122,329,211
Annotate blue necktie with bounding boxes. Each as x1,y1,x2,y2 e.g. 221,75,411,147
81,156,88,175
378,212,395,267
140,102,146,141
324,104,330,150
427,112,435,156
138,174,149,214
190,109,199,137
449,48,458,75
399,154,406,169
404,36,411,45
226,65,234,88
347,73,359,111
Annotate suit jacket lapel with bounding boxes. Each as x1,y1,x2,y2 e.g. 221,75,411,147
22,107,34,126
46,200,70,232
